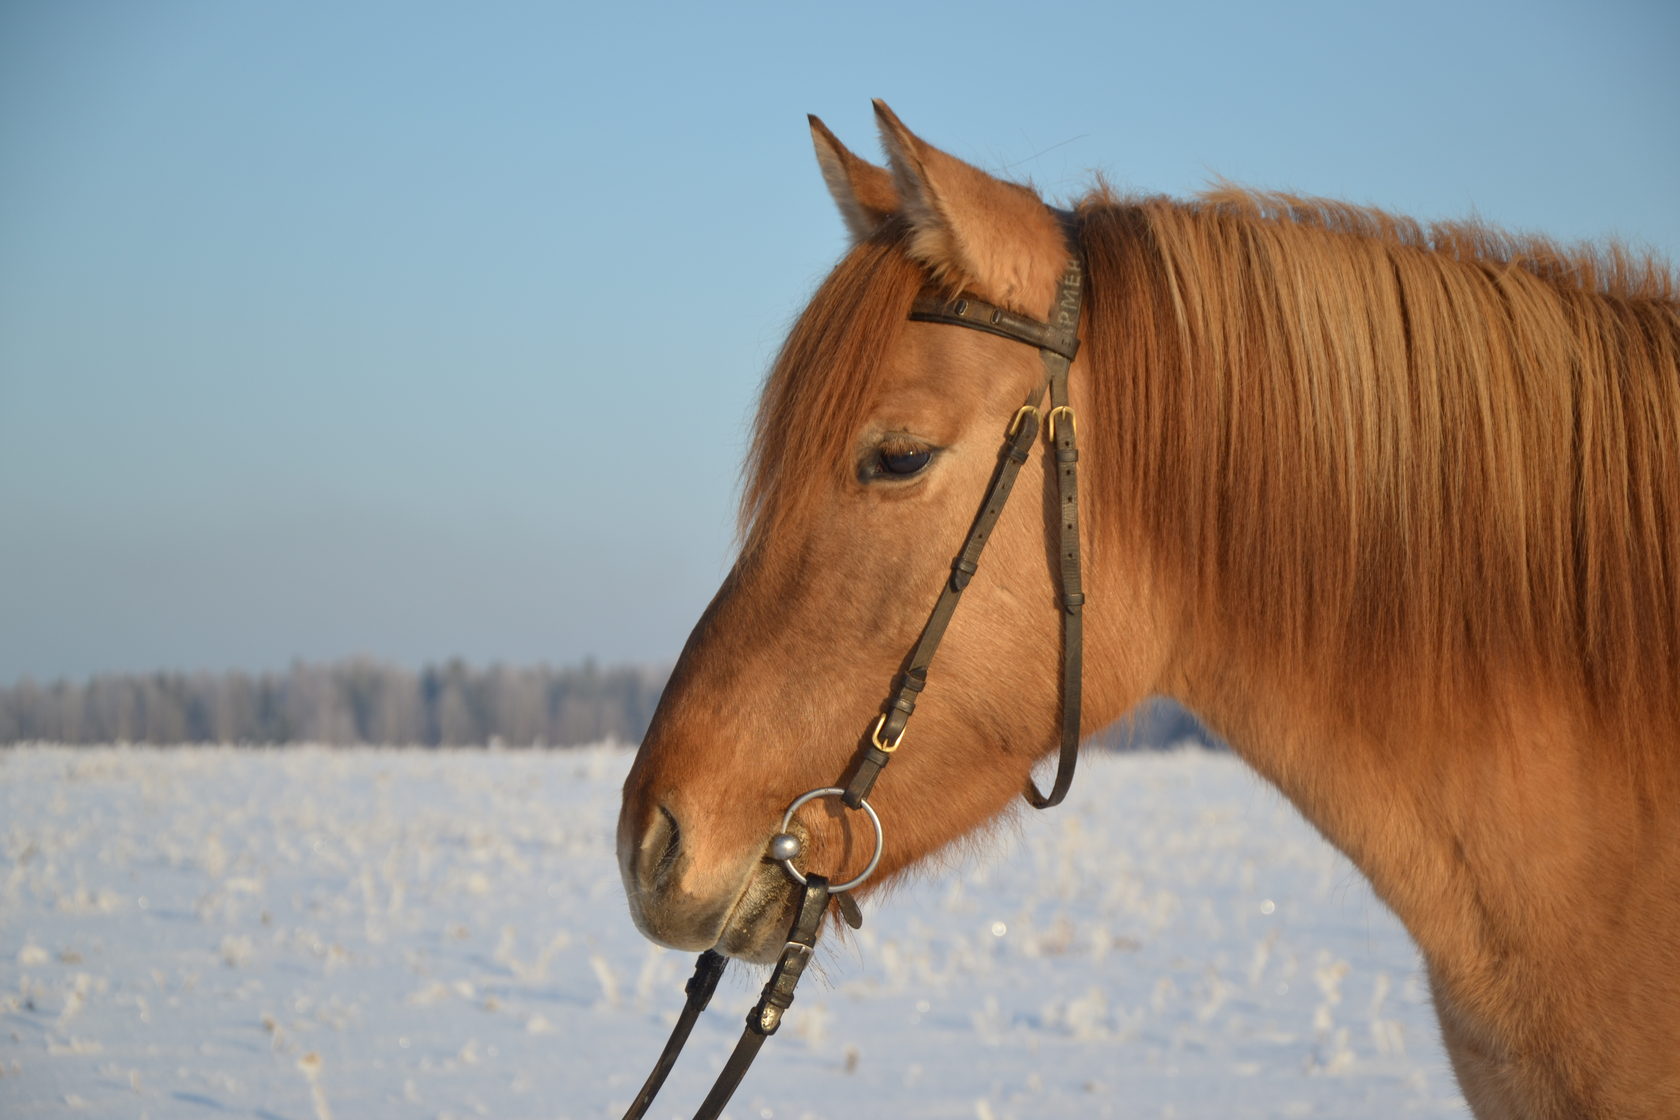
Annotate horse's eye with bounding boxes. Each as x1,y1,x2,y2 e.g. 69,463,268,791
876,448,933,477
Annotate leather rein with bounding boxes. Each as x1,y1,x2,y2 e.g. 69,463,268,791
622,239,1087,1120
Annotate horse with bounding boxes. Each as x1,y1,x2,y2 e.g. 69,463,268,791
617,102,1680,1119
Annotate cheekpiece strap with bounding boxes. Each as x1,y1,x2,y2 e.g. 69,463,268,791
853,235,1089,812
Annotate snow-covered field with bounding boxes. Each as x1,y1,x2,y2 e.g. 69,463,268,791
1,745,1469,1119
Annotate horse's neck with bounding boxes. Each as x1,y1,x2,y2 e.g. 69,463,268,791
1179,659,1591,912
1177,670,1557,913
1167,649,1680,1076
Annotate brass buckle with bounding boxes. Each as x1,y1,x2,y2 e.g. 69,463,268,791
1007,404,1039,439
1046,405,1076,443
870,713,906,754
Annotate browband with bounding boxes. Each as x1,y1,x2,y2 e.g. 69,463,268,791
909,294,1081,361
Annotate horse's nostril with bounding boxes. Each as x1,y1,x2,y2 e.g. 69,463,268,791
636,803,684,893
655,804,682,882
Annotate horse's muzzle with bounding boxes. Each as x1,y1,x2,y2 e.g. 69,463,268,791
617,798,794,963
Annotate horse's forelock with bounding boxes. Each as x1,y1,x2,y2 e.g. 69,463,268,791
740,222,929,550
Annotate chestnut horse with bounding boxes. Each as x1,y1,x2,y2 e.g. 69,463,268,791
618,103,1680,1118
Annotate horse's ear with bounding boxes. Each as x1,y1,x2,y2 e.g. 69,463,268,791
873,100,1067,313
809,115,900,243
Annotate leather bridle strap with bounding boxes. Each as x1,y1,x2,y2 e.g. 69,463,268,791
841,388,1045,806
620,875,830,1120
907,292,1081,360
618,949,726,1119
691,874,828,1118
1033,253,1087,808
843,247,1087,811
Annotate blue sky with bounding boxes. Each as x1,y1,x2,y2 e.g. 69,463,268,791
3,0,1676,682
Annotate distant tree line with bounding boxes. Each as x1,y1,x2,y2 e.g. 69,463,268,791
0,658,1220,751
0,658,669,747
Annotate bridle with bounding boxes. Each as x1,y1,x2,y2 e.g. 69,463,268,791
622,230,1087,1120
622,234,1086,1119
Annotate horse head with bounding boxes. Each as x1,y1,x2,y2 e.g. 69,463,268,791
617,104,1164,961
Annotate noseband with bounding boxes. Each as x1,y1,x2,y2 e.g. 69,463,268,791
623,236,1087,1120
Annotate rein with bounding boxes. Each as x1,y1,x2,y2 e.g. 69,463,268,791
622,240,1087,1120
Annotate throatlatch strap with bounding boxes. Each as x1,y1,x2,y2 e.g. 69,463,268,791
1026,254,1086,808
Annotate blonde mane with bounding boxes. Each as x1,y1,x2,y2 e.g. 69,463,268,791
1083,188,1680,744
746,188,1680,744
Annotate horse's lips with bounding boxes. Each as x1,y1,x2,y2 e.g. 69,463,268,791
620,840,797,963
711,853,801,963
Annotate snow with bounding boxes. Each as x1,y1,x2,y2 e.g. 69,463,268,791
0,744,1470,1119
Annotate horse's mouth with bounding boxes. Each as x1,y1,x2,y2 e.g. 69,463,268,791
709,858,802,963
622,843,802,965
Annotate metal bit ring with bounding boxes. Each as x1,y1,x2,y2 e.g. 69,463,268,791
771,787,884,893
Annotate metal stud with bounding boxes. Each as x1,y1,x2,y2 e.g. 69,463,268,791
767,832,801,861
